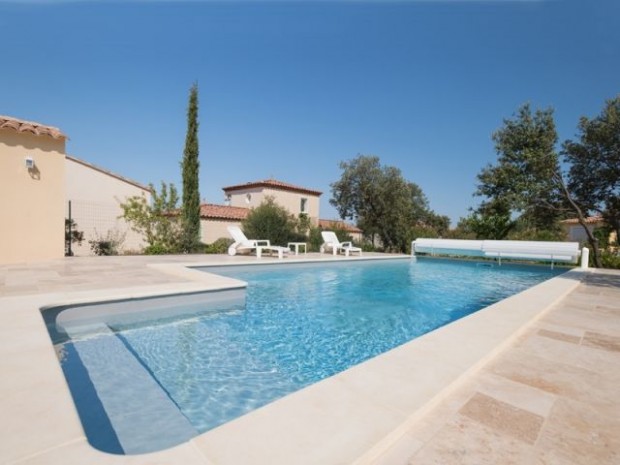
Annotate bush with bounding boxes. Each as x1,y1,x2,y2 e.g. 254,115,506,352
243,197,303,246
144,244,170,255
306,227,323,252
204,238,234,254
89,229,126,256
600,250,620,269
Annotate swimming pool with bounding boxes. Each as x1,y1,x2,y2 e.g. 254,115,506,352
46,258,564,454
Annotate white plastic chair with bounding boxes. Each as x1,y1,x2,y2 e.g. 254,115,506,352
227,226,289,259
320,231,362,257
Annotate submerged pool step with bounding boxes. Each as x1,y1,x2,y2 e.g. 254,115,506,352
66,324,197,454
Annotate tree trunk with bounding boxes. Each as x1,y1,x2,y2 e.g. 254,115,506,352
555,173,602,267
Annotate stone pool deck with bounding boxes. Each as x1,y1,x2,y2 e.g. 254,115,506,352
0,254,618,464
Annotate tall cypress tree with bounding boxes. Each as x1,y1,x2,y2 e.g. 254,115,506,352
181,83,201,252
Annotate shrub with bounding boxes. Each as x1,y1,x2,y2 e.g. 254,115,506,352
204,238,234,254
242,197,302,246
600,250,620,269
307,227,323,252
144,244,170,255
89,229,126,256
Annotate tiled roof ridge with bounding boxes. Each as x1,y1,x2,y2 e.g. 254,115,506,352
560,216,604,225
318,219,362,233
200,203,249,221
66,155,151,192
222,179,322,196
0,114,67,140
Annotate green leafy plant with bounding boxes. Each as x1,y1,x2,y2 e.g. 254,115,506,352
120,182,183,254
243,197,303,246
88,229,126,256
204,238,234,254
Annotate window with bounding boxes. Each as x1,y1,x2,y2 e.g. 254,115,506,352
245,193,252,204
300,197,308,213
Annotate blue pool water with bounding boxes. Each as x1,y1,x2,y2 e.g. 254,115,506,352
50,258,564,454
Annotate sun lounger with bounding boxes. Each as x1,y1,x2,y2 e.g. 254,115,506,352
227,226,289,259
320,231,362,257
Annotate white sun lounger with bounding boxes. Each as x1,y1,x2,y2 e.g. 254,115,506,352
227,226,289,259
320,231,362,257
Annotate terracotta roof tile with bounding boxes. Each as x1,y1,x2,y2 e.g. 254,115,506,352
0,115,67,140
319,219,363,233
200,204,249,221
223,179,322,196
560,216,604,225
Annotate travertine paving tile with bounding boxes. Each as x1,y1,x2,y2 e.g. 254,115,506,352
582,331,620,352
536,398,620,465
537,328,581,344
458,393,544,444
408,414,537,465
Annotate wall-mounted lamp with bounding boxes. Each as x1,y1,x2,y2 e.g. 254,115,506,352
25,156,35,169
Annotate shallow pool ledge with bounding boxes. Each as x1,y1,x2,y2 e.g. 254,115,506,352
190,269,585,465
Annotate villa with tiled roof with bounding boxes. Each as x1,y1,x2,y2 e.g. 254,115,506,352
200,179,322,244
199,180,362,244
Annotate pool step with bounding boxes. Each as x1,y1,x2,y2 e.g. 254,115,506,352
66,324,198,454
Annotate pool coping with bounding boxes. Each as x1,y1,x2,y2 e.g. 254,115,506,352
0,256,585,465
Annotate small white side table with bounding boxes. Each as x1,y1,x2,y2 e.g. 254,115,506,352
287,242,307,256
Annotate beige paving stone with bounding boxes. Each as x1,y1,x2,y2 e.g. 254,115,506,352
582,331,620,353
531,307,620,343
512,331,620,381
534,321,585,338
489,349,619,409
408,414,537,465
458,392,544,444
474,372,557,418
536,397,620,465
537,328,581,344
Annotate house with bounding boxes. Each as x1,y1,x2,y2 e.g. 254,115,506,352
223,179,322,225
65,155,152,256
561,216,617,245
0,115,67,264
0,114,152,264
200,179,362,244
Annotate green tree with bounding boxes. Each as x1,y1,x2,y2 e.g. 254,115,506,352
242,197,303,246
330,155,436,252
562,95,620,245
120,182,182,254
464,203,516,240
474,104,563,237
180,83,201,253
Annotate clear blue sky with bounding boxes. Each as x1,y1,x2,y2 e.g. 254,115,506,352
2,0,618,225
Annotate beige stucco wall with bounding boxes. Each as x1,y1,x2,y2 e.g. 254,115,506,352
0,129,66,264
65,157,151,255
227,187,320,225
200,219,241,245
